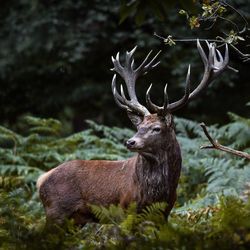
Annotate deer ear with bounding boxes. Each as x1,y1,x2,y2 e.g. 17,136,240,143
127,111,143,127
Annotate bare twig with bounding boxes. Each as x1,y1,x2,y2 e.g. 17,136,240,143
154,33,224,43
154,32,250,63
216,36,250,62
220,0,249,32
200,122,250,160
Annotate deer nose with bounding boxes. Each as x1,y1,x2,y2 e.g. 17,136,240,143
126,139,136,148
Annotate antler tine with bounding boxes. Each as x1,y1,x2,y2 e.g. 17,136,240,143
167,39,229,112
198,39,209,66
188,39,229,100
208,43,216,66
125,46,137,70
214,48,223,69
112,74,149,115
111,53,124,76
136,50,161,75
111,74,128,110
163,83,169,109
112,75,127,104
120,84,128,102
111,47,138,102
216,44,228,65
135,50,152,73
111,46,162,116
119,83,151,115
146,82,170,115
224,43,229,64
146,84,160,113
167,65,191,112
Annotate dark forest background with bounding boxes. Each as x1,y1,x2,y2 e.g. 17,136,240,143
0,0,249,132
0,1,250,249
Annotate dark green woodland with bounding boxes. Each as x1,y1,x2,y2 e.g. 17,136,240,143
0,1,249,249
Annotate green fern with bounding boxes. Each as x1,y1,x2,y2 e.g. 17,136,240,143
138,202,167,223
0,115,250,249
90,204,125,224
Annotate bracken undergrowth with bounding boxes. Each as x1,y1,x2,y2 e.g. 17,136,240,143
0,114,250,249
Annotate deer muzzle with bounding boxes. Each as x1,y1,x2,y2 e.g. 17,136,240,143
125,137,143,151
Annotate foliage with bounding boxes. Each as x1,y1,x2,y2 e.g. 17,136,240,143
175,114,250,209
0,116,133,189
119,0,197,25
0,0,249,248
0,115,250,249
0,0,249,127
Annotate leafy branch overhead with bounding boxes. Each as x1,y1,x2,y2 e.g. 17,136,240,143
121,1,250,63
179,5,249,62
119,0,197,25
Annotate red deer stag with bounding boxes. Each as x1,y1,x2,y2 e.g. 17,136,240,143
37,40,229,225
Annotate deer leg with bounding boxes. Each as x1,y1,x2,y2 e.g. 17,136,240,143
44,206,68,227
71,209,98,226
164,192,177,220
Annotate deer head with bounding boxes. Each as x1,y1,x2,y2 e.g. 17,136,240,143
111,40,229,154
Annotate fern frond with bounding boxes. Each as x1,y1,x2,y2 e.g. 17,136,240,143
90,204,125,224
138,202,167,224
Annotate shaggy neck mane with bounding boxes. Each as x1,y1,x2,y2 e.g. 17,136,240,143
134,133,181,208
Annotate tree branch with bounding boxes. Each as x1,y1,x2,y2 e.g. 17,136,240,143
200,122,250,160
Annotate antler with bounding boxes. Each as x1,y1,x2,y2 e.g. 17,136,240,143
146,39,229,115
111,46,161,116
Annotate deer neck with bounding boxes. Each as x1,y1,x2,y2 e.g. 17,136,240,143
134,132,182,207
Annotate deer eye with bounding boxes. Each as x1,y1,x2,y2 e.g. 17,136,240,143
152,127,161,133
